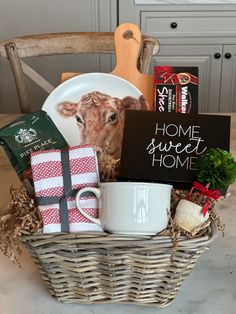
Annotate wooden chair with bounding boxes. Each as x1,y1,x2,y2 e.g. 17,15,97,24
0,28,159,114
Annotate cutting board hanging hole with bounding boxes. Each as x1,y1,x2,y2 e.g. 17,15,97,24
123,30,133,39
123,30,141,45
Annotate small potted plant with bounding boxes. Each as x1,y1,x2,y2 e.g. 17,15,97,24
174,148,236,233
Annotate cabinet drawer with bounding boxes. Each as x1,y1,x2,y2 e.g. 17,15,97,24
141,11,236,37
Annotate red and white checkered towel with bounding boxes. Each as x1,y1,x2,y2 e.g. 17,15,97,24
31,144,102,233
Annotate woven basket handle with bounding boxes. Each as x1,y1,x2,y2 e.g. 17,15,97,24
75,187,102,225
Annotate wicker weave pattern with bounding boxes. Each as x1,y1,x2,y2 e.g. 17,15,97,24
21,223,217,307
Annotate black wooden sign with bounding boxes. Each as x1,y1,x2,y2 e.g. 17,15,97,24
119,111,231,189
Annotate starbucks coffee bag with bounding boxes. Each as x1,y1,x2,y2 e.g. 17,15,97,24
0,110,68,187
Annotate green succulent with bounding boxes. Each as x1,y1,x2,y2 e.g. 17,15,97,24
196,148,236,189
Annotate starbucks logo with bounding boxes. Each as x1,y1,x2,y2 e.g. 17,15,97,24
15,128,37,143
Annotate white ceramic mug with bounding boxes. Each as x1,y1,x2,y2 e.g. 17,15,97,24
75,182,172,235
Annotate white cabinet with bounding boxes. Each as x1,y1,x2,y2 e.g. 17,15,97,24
220,45,236,112
119,0,236,112
140,11,236,36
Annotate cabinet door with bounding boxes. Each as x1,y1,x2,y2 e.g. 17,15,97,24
220,45,236,112
151,44,222,112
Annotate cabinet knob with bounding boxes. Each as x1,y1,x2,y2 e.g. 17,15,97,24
214,53,221,59
224,53,232,59
170,22,178,29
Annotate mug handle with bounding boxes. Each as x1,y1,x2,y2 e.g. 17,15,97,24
75,187,102,225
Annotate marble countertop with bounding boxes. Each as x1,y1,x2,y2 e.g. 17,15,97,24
0,113,235,314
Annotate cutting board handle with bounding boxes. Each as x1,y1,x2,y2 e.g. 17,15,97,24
61,23,155,108
112,23,142,77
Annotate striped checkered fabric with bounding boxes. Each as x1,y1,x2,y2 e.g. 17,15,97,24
31,144,102,233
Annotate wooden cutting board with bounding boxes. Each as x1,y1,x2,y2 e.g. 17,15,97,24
61,23,154,108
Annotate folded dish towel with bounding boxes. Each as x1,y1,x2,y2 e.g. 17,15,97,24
31,144,102,233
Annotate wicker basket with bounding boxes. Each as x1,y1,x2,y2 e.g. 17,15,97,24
20,222,217,307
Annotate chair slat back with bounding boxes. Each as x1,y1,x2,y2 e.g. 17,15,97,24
0,31,159,113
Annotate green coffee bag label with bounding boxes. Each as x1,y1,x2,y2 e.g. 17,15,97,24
0,110,68,178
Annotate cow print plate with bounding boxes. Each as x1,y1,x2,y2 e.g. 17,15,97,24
42,73,148,159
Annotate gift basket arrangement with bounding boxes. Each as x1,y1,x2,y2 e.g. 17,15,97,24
1,23,236,308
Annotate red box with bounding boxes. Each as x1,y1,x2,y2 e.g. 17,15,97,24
154,66,199,113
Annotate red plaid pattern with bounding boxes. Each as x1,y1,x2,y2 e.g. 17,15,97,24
31,144,101,233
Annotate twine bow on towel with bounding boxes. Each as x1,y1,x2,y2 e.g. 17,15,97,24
188,181,221,217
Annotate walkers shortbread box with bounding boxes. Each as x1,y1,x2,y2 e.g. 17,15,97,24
154,66,199,113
